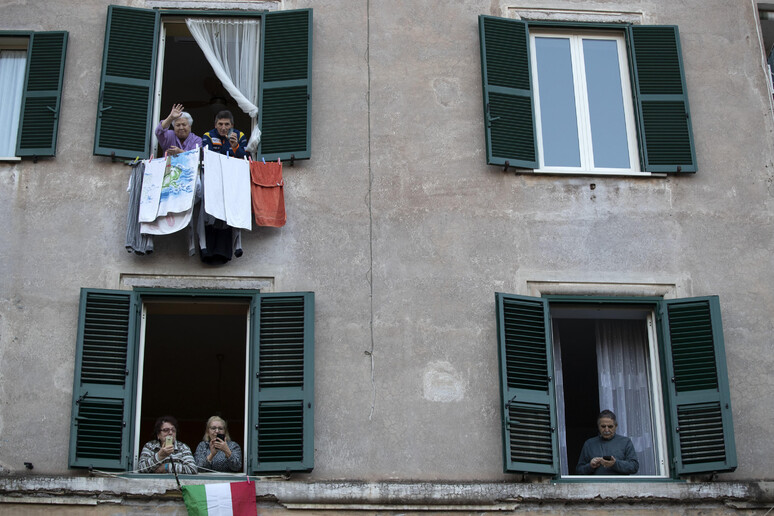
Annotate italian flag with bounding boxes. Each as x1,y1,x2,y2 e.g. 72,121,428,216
182,481,258,516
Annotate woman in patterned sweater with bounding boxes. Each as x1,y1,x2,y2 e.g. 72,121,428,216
194,415,243,473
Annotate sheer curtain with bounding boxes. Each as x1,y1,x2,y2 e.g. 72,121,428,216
0,50,27,157
551,321,570,475
186,18,261,153
596,319,656,475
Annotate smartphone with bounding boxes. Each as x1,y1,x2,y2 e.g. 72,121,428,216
216,433,226,441
165,435,173,447
602,455,613,460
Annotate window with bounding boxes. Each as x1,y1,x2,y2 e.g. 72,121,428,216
0,31,67,160
68,288,315,475
479,16,696,174
495,293,736,477
93,5,312,162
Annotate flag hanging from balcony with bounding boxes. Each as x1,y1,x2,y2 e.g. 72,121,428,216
182,480,257,516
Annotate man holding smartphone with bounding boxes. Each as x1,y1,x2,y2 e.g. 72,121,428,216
202,110,249,158
576,409,639,475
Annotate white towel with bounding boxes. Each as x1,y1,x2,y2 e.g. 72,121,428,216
138,158,167,223
203,149,252,230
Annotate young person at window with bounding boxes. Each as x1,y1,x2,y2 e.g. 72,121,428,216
576,410,639,475
137,415,198,474
155,104,202,156
194,415,243,473
202,110,248,158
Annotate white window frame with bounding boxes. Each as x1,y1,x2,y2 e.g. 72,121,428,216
132,298,252,474
530,29,641,175
551,305,670,478
0,36,29,161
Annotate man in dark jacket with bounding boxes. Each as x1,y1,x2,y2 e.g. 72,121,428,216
201,110,248,158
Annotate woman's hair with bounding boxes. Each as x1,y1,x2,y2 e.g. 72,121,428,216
174,111,193,127
153,415,179,441
203,415,231,442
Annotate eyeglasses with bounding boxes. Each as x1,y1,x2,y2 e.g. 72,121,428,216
160,427,177,434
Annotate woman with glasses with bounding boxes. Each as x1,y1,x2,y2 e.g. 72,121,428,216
194,415,243,472
137,415,197,474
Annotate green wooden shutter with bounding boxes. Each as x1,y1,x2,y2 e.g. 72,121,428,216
257,9,313,161
15,31,68,158
93,5,159,159
479,16,537,168
495,293,558,475
661,296,736,475
629,25,696,173
249,292,314,473
69,289,138,470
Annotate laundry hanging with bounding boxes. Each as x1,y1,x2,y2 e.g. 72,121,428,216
202,148,252,231
250,160,286,227
140,149,199,235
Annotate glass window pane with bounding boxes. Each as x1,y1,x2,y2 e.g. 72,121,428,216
0,50,27,157
583,39,630,169
535,37,581,167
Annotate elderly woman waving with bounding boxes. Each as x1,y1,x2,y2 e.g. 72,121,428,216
155,103,202,156
194,416,243,473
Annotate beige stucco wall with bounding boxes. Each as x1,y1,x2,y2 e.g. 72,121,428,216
1,0,773,510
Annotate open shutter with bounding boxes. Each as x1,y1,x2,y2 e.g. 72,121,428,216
93,5,159,159
69,289,138,471
16,31,68,158
661,296,736,475
495,293,558,475
249,292,314,473
257,9,313,161
629,25,696,173
479,16,537,169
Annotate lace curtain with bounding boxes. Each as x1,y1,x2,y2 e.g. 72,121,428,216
0,50,27,157
596,319,656,475
186,18,261,153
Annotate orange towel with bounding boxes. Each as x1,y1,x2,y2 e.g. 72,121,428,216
250,161,286,227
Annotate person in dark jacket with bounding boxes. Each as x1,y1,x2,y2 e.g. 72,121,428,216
201,110,248,158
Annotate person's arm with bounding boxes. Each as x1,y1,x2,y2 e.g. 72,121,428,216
174,443,198,474
229,131,248,158
202,132,215,151
194,441,210,468
161,104,184,130
612,438,639,475
227,442,243,472
137,443,162,473
575,441,596,475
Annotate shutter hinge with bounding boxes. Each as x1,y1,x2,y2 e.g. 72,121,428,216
76,391,89,405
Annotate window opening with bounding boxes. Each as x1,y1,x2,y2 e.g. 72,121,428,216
551,305,668,477
530,30,640,174
0,37,28,158
134,297,250,473
152,19,252,157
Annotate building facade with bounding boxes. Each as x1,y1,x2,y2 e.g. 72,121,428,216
0,0,772,513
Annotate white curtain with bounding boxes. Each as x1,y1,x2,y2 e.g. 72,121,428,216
596,319,656,475
0,50,27,157
551,321,570,475
186,18,261,153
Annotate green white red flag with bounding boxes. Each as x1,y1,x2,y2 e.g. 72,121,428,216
181,480,257,516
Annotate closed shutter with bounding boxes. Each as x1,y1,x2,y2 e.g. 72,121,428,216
495,293,558,474
249,292,314,473
257,9,313,161
478,16,537,168
69,289,139,470
16,31,68,157
629,26,696,173
93,5,159,159
661,296,736,475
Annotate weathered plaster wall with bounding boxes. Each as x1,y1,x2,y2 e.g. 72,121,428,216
0,0,772,502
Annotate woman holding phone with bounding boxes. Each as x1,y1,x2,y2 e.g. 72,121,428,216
194,416,243,472
137,415,197,474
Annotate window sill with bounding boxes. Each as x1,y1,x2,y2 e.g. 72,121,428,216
532,168,666,178
0,157,21,162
